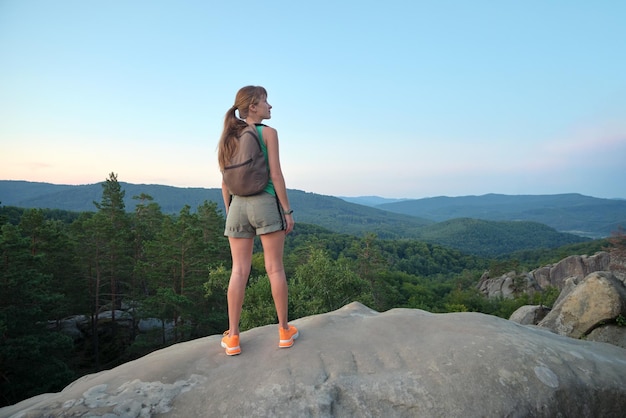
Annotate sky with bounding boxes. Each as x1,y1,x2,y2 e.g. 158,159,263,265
1,1,625,200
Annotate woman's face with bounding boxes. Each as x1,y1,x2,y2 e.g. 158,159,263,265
253,96,272,119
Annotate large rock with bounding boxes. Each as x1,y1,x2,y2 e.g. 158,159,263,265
476,271,539,299
534,252,611,290
3,302,626,418
479,252,613,299
537,271,626,338
587,325,626,349
508,305,550,325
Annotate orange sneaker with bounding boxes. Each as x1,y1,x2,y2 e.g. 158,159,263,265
279,325,299,348
221,331,241,356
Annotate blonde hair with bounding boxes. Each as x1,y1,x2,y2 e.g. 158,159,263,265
218,86,268,171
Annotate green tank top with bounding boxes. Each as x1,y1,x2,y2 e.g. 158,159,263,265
255,124,276,196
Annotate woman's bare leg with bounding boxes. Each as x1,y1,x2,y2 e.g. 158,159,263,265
260,230,289,329
227,237,254,336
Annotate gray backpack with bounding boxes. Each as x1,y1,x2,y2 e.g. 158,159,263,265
222,124,269,196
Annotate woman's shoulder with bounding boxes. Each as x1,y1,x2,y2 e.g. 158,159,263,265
259,124,278,138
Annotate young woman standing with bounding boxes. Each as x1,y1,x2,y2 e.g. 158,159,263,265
217,86,298,355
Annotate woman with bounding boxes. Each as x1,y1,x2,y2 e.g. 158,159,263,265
217,86,298,356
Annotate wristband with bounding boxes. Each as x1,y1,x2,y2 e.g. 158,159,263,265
284,209,294,215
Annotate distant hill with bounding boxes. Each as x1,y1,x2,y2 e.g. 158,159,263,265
1,181,593,256
339,196,410,206
373,193,625,239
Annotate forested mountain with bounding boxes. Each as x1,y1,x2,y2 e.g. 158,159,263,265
4,182,622,239
0,180,595,256
0,181,222,215
373,193,626,238
0,180,432,238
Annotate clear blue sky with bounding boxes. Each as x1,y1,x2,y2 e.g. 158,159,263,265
1,0,625,199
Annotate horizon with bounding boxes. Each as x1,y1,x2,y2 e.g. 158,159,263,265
2,178,624,201
1,1,625,199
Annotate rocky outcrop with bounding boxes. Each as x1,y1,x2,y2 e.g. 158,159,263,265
533,252,611,290
478,252,613,299
481,250,626,348
49,312,175,342
476,270,540,299
3,302,626,418
510,267,626,349
536,271,626,337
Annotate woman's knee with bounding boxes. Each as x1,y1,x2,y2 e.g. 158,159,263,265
262,253,284,276
230,266,251,284
264,261,285,277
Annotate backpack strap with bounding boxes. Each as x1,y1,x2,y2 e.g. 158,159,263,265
248,124,270,169
239,125,263,152
252,123,267,149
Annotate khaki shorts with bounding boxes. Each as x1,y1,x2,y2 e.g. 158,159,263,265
224,192,285,238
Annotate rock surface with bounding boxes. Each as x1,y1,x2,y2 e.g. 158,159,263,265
478,252,614,299
508,304,550,325
534,252,611,290
537,271,626,338
587,324,626,349
3,302,626,418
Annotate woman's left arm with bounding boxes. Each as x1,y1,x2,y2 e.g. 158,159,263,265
263,126,294,233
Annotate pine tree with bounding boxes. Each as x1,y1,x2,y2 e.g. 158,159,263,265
0,223,73,406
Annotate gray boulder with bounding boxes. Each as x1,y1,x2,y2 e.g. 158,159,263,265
510,271,626,349
479,252,613,299
537,271,626,338
3,302,626,418
47,315,88,340
587,324,626,349
477,271,539,299
534,252,611,290
508,304,550,325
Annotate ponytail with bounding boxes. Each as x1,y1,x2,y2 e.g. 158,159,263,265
217,86,267,171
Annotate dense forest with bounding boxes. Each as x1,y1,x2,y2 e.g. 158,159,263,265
0,173,609,407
